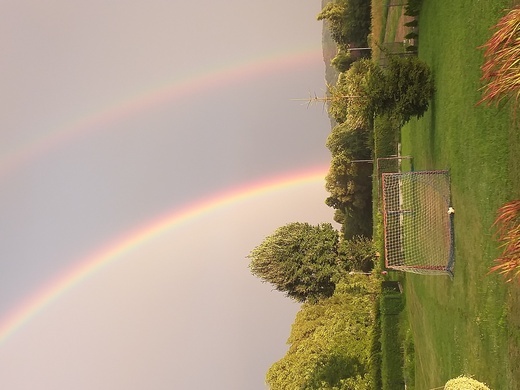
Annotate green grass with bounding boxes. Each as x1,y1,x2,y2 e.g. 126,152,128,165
384,5,404,43
399,0,520,389
370,0,390,62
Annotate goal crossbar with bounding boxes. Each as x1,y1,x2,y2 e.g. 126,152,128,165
381,171,455,276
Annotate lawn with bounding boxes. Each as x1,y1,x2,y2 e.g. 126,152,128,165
397,0,520,389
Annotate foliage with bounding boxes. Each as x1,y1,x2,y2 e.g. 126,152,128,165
326,122,371,157
380,293,405,390
324,102,373,239
318,2,348,45
370,55,435,123
404,19,418,28
329,56,434,127
343,205,373,239
331,50,356,73
478,6,520,109
331,46,372,73
325,152,371,214
373,112,400,158
405,31,418,39
489,200,520,282
403,328,416,390
266,279,379,390
369,298,382,390
317,0,371,47
444,375,491,390
325,151,373,238
404,0,422,17
248,222,339,302
328,59,379,127
337,235,376,272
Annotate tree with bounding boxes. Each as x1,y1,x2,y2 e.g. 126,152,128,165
328,59,378,127
331,50,356,73
326,122,371,157
266,279,378,390
317,0,371,47
369,56,435,123
338,236,376,272
248,222,340,302
325,152,372,211
317,2,348,45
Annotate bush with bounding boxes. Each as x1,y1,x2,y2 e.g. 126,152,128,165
444,375,491,389
489,200,520,282
404,19,418,27
406,45,418,52
478,6,520,109
369,298,382,390
405,31,418,39
380,293,405,390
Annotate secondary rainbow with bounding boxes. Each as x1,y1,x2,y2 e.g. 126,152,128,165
0,48,323,180
0,166,328,345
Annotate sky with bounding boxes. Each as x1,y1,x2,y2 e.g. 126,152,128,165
0,1,333,389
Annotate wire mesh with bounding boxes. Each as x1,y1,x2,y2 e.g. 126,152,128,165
382,171,454,276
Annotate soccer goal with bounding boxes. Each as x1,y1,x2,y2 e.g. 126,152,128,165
381,170,455,276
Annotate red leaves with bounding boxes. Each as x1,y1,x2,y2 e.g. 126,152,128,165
478,7,520,109
489,200,520,282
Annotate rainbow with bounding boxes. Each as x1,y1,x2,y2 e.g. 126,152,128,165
0,166,328,345
0,48,323,180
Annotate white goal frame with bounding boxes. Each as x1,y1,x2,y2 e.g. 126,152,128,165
381,170,455,276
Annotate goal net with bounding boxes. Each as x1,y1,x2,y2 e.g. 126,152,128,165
381,171,454,276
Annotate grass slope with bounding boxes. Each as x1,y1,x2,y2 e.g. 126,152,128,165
400,0,520,389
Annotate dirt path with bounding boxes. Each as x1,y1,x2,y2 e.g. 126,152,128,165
395,11,415,42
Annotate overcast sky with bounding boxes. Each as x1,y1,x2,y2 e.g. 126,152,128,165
0,1,333,389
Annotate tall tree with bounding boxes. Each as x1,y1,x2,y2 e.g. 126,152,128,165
248,222,340,302
369,56,435,123
327,59,378,127
317,0,371,47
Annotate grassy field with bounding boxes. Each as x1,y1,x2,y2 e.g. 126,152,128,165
370,0,520,388
395,0,520,389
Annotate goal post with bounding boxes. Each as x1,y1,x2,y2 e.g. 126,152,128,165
381,170,455,276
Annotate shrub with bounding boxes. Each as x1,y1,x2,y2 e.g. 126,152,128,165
380,293,405,390
331,50,356,73
406,45,418,52
404,19,418,27
404,0,422,16
369,298,382,390
489,200,520,282
478,6,520,109
405,31,418,39
444,375,491,389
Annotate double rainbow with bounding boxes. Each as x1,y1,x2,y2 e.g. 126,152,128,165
0,48,328,344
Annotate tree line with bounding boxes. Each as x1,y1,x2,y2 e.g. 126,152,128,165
246,0,436,388
320,0,434,239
